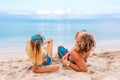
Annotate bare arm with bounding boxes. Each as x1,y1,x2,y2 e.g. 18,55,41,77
62,52,70,59
83,51,91,60
33,64,59,73
70,51,88,72
69,58,88,72
62,51,88,72
42,39,53,46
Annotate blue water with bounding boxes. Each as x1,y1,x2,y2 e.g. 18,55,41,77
0,19,120,54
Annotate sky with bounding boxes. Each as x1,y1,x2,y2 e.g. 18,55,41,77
0,0,120,15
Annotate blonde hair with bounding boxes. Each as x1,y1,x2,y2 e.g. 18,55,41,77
26,39,42,65
75,32,96,54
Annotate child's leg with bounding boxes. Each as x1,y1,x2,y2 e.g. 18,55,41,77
58,46,68,59
46,40,53,58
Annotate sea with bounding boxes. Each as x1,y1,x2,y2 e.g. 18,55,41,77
0,18,120,54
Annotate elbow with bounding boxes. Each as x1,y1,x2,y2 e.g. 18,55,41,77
82,69,88,72
33,69,38,73
33,68,41,74
75,68,88,72
33,64,40,74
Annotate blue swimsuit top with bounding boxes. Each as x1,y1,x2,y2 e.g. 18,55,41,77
42,50,52,66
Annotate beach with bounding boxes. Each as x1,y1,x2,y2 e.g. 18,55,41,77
1,0,120,79
0,50,120,80
0,17,120,80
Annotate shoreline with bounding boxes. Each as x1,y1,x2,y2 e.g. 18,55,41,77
0,45,120,55
0,39,120,55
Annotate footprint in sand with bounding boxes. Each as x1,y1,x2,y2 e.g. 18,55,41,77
89,70,95,74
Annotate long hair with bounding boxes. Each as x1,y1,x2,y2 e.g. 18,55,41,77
26,39,42,65
75,32,96,54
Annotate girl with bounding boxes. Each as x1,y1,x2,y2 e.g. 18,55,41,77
58,30,95,72
26,34,59,73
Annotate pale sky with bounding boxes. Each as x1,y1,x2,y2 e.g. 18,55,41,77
0,0,120,15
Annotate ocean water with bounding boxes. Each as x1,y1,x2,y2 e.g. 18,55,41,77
0,19,120,54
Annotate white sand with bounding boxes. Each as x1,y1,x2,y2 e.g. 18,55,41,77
0,51,120,80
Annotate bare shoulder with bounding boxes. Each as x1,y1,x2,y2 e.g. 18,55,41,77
70,50,83,62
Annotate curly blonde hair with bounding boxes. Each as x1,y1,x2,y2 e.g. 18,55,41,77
75,31,95,54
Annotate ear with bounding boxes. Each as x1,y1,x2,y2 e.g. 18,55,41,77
75,32,79,40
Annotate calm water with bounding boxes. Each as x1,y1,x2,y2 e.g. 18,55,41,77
0,19,120,54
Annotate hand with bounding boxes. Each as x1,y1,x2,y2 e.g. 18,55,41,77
62,54,67,60
62,52,70,60
47,38,53,43
62,56,68,67
42,38,53,46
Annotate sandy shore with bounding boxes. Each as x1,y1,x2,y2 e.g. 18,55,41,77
0,51,120,80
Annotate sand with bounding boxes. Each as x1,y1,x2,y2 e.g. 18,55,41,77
0,51,120,80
